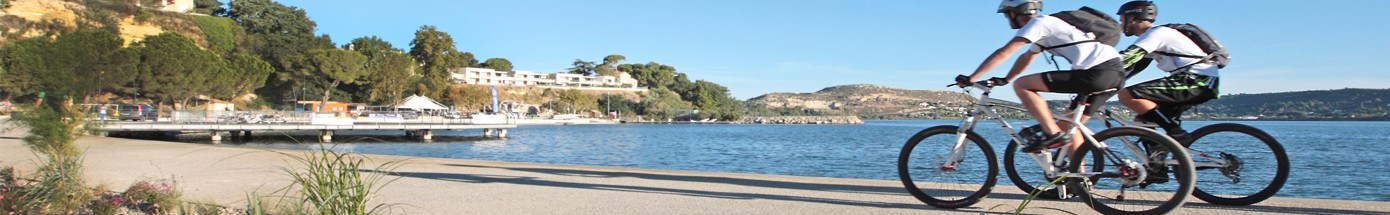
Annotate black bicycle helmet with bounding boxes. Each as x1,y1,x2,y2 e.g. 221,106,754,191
1117,1,1158,21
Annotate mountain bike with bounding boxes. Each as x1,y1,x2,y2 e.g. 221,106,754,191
1101,108,1288,205
1002,108,1290,206
898,79,1196,215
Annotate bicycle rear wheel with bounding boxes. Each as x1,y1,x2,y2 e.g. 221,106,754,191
1188,123,1290,206
1069,127,1195,215
898,125,997,208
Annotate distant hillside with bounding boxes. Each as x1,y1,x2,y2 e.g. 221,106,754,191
750,85,1390,121
745,84,981,119
1186,88,1390,120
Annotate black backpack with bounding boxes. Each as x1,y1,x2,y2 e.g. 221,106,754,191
1156,23,1230,69
1040,6,1121,50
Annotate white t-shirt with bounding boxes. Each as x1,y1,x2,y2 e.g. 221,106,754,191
1015,15,1123,70
1132,26,1220,77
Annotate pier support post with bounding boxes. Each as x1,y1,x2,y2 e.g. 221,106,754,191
498,129,507,138
320,130,333,142
241,131,253,141
483,128,494,138
422,130,433,140
210,130,222,144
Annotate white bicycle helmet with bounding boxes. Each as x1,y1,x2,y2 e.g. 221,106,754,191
998,0,1042,15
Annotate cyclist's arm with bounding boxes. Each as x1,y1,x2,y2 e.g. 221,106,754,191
967,37,1032,82
1006,50,1040,81
1120,45,1153,79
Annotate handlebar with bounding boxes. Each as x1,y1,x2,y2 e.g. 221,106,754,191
948,76,1009,90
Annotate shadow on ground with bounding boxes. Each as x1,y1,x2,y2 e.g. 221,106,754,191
364,164,1389,214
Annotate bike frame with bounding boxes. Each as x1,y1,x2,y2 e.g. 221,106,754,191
945,82,1150,182
1097,109,1230,169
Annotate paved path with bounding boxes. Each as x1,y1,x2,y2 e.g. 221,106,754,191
1,129,1387,214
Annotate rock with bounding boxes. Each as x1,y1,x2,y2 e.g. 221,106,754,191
734,116,863,124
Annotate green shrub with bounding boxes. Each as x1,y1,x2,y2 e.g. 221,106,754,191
275,144,403,215
135,9,155,24
7,101,96,214
191,16,236,53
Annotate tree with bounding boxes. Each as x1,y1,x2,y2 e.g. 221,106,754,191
638,87,691,121
481,58,513,71
688,80,744,120
0,30,137,102
557,89,596,113
596,54,626,76
222,53,273,100
409,25,464,99
0,38,47,100
598,94,637,118
227,0,327,66
291,49,367,112
136,32,225,110
54,30,139,100
349,36,416,105
567,59,595,76
228,0,333,106
620,62,677,88
443,85,490,112
194,0,227,16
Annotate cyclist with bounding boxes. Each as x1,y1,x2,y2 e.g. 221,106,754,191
957,0,1125,154
1115,1,1220,146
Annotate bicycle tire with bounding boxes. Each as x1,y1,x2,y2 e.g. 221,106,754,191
898,125,998,208
1068,126,1195,215
1188,123,1290,206
1003,125,1105,196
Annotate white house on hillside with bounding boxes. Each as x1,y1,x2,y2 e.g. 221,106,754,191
154,0,195,13
449,67,643,90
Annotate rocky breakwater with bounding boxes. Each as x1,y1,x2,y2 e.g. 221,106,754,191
737,116,864,124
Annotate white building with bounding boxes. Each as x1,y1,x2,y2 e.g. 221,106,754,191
449,67,643,90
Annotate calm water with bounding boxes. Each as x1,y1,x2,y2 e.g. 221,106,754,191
227,120,1390,202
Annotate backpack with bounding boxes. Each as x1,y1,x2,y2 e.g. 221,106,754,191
1040,6,1122,50
1156,23,1230,69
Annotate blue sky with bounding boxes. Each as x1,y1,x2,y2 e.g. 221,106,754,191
276,0,1388,100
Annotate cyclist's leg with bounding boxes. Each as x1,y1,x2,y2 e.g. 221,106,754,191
1017,58,1123,151
1012,74,1060,134
1122,73,1218,137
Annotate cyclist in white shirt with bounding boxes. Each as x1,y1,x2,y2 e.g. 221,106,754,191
957,0,1126,154
1115,1,1220,144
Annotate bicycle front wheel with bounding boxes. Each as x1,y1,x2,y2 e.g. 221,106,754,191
1188,123,1290,206
1069,126,1195,215
898,125,997,208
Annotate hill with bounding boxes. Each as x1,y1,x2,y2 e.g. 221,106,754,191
745,84,979,119
749,85,1390,121
1185,88,1390,120
1,0,230,50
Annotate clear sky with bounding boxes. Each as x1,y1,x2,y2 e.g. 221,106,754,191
275,0,1388,101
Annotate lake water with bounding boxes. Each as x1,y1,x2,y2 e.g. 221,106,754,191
226,120,1390,202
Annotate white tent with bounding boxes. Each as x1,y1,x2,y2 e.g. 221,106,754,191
395,95,449,110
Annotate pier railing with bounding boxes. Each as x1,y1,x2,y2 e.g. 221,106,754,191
98,110,516,125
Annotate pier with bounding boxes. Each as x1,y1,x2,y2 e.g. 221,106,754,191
94,111,516,142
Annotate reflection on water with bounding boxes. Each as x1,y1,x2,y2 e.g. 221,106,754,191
222,120,1390,201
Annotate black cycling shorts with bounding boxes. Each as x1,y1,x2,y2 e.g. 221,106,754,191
1126,72,1220,115
1039,58,1125,115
